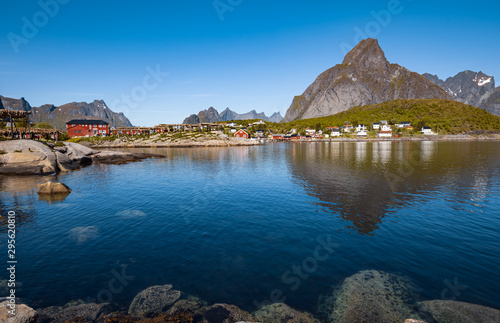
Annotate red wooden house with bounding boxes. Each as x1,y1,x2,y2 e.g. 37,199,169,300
234,129,249,138
66,119,110,138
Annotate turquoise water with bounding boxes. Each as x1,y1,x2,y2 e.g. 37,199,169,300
0,141,499,313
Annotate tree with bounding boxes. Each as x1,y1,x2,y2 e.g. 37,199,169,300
34,122,54,129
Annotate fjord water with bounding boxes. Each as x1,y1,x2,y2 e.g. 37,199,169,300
1,141,499,313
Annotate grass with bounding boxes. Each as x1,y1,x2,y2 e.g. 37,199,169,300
267,99,500,135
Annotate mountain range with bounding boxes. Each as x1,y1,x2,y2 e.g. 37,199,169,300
422,71,500,116
183,107,283,124
282,38,450,122
0,96,133,130
282,38,500,122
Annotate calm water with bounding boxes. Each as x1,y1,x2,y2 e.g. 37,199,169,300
1,141,499,313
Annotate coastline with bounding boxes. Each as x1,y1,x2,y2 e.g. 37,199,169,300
85,133,500,149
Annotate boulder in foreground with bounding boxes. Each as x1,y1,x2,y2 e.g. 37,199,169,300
0,300,37,323
128,284,181,317
37,182,71,195
253,303,319,323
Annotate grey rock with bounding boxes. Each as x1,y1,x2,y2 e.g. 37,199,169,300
55,151,81,172
481,87,500,116
318,270,424,323
0,140,57,175
418,300,500,323
37,182,71,195
0,300,37,323
166,296,206,315
423,70,496,109
194,303,256,323
36,302,112,323
128,284,181,317
253,303,319,323
283,38,450,122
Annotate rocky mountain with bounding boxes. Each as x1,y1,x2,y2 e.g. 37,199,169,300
0,96,133,129
422,71,499,115
183,107,283,124
283,38,450,122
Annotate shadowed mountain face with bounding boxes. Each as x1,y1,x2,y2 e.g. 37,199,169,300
286,141,499,235
183,107,283,124
283,38,450,122
423,71,500,116
0,96,133,129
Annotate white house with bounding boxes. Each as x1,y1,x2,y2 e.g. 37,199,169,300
305,129,316,136
378,130,392,138
380,120,388,125
227,122,237,127
330,128,341,137
373,123,380,130
356,124,367,132
421,127,434,135
342,125,353,133
230,128,237,133
381,124,392,131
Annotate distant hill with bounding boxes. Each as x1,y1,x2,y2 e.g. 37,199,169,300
282,99,500,134
283,38,450,122
422,71,500,116
183,107,283,124
0,96,133,130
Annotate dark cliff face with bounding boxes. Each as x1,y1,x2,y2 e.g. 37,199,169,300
283,38,450,122
481,87,500,116
0,96,32,112
183,107,283,124
0,96,133,129
423,71,499,115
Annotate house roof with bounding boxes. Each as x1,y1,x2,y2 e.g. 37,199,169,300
67,119,109,125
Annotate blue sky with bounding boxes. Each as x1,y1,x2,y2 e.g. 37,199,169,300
1,0,499,126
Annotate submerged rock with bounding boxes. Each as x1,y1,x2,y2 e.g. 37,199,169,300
0,300,37,323
128,284,181,317
37,182,71,195
36,302,112,322
253,303,319,323
318,270,424,323
418,300,500,323
194,303,256,323
69,226,99,244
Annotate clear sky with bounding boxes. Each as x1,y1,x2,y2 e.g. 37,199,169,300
1,0,499,126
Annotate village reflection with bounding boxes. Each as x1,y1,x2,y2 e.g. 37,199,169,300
287,141,499,235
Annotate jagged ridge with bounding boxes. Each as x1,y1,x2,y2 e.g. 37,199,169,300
0,96,133,129
283,38,450,122
183,107,283,124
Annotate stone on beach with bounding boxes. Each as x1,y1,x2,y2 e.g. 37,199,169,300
128,284,182,317
36,302,112,323
194,303,256,323
0,140,57,175
0,300,37,323
253,303,320,323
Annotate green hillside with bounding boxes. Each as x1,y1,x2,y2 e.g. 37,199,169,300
277,99,500,134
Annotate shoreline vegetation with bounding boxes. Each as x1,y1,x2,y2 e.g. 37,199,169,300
82,132,500,149
2,269,500,322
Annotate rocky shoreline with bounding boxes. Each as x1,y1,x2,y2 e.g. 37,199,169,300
0,140,164,176
2,270,499,323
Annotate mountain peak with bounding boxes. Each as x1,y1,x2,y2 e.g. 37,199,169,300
342,38,387,68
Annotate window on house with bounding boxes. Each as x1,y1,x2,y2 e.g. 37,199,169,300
74,130,77,133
